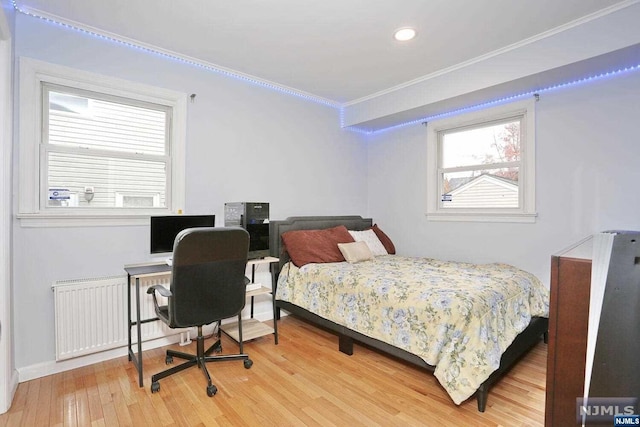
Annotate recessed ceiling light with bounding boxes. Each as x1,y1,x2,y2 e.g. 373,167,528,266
394,27,416,42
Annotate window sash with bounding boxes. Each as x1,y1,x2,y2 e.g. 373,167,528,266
41,147,169,210
44,83,170,154
438,167,521,209
436,117,524,211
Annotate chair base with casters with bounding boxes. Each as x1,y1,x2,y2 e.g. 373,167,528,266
150,317,253,397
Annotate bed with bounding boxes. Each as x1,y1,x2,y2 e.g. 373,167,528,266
268,216,549,412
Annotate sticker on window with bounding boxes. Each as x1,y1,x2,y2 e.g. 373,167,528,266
49,188,70,200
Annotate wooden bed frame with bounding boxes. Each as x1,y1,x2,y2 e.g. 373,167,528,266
268,216,548,412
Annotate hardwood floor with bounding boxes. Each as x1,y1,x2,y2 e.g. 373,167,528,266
0,316,547,426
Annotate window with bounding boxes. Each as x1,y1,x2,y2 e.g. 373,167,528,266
44,84,170,210
18,58,187,226
426,99,536,222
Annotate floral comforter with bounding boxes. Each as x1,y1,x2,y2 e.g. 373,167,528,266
276,255,549,405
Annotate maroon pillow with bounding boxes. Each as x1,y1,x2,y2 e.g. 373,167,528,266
282,225,355,267
370,224,396,255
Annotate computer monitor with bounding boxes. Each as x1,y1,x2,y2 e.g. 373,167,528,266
150,215,215,254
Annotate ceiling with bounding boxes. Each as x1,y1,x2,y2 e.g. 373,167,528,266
12,0,635,106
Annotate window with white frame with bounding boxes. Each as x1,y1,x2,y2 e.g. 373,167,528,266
18,58,187,226
426,99,537,223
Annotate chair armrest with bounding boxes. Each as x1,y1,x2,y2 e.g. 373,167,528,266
147,284,172,297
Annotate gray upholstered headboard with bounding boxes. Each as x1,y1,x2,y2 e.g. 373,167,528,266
268,215,373,278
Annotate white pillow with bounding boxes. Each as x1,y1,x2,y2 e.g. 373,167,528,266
338,241,374,263
348,229,388,256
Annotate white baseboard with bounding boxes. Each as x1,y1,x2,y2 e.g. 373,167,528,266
251,308,277,322
17,332,185,382
17,309,282,383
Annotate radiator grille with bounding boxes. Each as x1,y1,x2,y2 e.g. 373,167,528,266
52,274,173,361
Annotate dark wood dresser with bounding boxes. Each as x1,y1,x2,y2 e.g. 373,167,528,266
545,237,592,427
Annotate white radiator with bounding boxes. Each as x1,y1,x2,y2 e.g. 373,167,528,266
52,274,174,361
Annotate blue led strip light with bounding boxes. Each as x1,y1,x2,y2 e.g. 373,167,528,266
11,1,340,108
346,63,640,135
13,1,640,134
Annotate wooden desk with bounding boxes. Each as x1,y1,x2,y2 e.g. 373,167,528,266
124,257,279,388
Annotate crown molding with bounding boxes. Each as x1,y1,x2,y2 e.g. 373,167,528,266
12,1,341,108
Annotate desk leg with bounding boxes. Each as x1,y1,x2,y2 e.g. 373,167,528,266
237,314,244,354
135,277,143,387
271,264,278,345
272,292,279,345
250,264,256,318
127,274,132,361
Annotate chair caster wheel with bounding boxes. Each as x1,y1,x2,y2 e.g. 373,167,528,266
213,343,222,353
151,382,160,393
165,355,173,364
244,359,253,369
207,385,217,397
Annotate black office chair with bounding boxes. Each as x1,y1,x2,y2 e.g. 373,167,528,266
147,227,253,397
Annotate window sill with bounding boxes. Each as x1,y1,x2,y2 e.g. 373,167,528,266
17,212,162,228
425,212,537,223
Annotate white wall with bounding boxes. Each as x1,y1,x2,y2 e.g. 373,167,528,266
11,15,368,373
367,71,640,286
0,0,15,414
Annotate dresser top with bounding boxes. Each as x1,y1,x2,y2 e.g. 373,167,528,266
555,235,593,260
